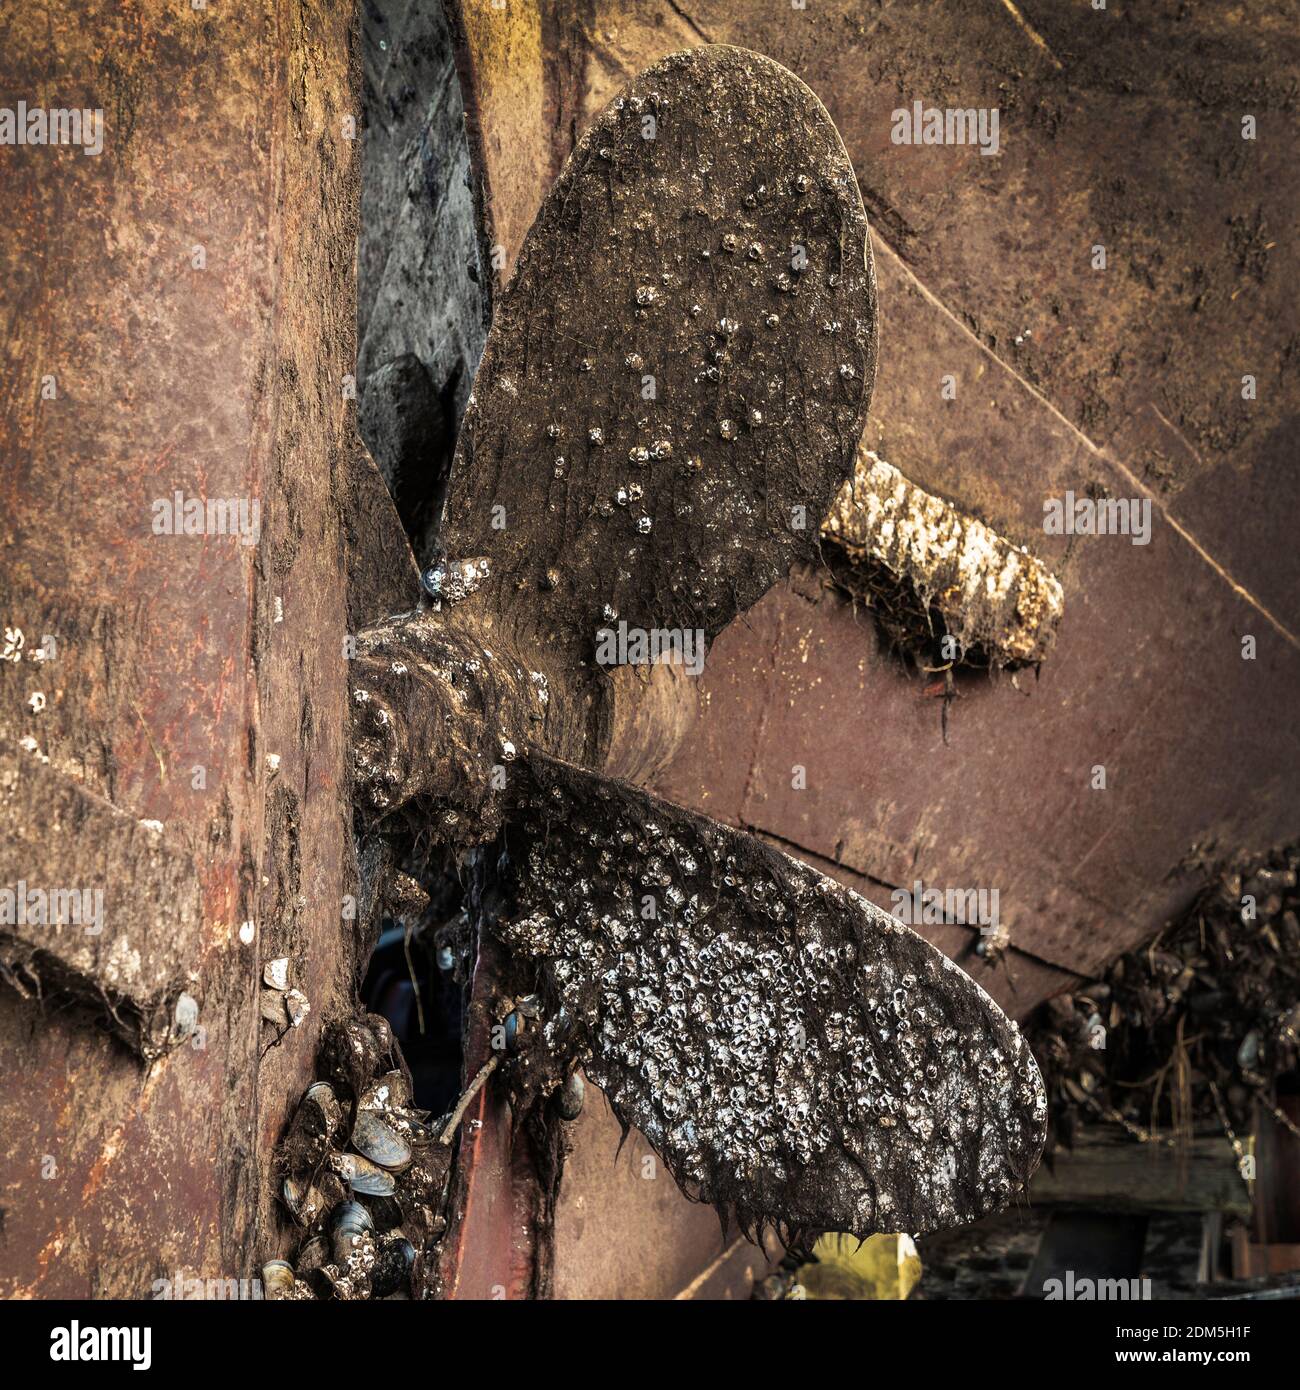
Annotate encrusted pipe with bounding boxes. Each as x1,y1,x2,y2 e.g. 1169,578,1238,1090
822,446,1064,665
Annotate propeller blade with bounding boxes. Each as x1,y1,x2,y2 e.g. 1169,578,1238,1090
439,44,878,679
496,753,1046,1240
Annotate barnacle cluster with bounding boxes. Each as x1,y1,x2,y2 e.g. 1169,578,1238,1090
821,447,1064,670
498,756,1045,1241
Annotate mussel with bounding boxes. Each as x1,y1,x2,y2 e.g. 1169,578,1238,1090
359,1069,413,1112
261,1259,295,1296
370,1236,416,1299
295,1235,329,1276
351,1110,413,1173
305,1081,343,1130
281,1175,326,1226
330,1200,374,1263
331,1151,397,1197
280,1081,344,1175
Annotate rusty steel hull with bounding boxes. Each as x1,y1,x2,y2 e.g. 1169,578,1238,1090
0,0,363,1297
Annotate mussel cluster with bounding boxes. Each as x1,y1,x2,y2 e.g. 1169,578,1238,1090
265,1015,452,1300
1030,845,1300,1155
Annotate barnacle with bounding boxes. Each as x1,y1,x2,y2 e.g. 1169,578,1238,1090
497,755,1046,1244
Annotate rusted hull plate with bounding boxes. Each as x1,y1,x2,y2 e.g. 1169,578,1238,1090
0,0,362,1296
553,1084,779,1300
0,746,204,1057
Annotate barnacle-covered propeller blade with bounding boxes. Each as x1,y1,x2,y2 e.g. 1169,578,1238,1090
438,44,877,671
498,754,1046,1240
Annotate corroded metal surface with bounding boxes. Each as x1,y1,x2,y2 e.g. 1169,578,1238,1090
345,444,423,633
346,35,890,1300
666,321,1300,990
438,930,553,1300
350,604,696,826
1,0,1287,1304
0,746,204,1058
552,1083,782,1299
350,608,562,827
0,0,363,1296
408,28,1052,1293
